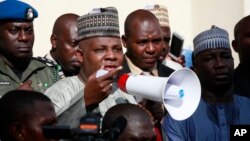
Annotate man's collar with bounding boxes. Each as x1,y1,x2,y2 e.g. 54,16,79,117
125,55,158,76
45,52,57,64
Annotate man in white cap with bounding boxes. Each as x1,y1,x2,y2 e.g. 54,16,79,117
144,4,185,70
45,7,136,128
162,25,250,141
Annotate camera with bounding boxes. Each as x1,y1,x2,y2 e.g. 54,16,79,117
43,113,127,141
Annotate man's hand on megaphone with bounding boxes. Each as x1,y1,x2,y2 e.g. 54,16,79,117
84,66,123,106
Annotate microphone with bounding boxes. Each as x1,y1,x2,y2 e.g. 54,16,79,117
43,125,76,139
102,116,127,141
43,113,103,140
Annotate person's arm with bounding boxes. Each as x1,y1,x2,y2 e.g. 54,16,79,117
162,114,188,141
45,77,85,116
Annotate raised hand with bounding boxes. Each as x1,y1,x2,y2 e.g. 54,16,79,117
18,80,33,91
84,66,122,106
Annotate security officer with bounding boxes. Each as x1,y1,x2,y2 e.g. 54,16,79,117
37,13,81,80
0,0,56,97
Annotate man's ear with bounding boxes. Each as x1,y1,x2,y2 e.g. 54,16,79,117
50,34,57,50
76,48,83,63
121,35,127,48
193,63,198,74
192,57,198,74
232,40,239,53
10,123,25,141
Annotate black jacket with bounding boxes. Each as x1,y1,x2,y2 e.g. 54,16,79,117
233,63,250,98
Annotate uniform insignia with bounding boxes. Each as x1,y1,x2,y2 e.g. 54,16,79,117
0,81,10,85
26,8,34,20
36,56,65,81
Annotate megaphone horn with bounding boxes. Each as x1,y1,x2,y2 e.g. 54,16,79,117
118,68,201,121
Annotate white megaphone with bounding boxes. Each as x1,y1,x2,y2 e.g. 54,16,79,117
118,68,201,121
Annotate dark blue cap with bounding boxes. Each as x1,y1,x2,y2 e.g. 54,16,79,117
0,0,38,22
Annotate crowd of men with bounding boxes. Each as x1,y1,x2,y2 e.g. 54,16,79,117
0,1,250,141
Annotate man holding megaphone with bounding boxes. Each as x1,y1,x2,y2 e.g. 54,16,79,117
44,7,137,128
162,26,250,141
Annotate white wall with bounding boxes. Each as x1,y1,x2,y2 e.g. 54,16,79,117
20,0,249,67
244,0,250,15
192,0,244,66
21,0,192,57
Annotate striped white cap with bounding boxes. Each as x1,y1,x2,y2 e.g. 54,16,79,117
193,25,230,57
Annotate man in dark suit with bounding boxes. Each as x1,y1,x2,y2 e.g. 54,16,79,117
232,15,250,98
121,9,174,77
121,9,174,141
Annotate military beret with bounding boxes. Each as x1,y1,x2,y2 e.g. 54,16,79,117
0,0,38,22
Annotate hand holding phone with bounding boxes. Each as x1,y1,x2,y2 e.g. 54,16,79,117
169,32,184,61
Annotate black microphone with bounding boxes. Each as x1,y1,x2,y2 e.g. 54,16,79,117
43,113,102,140
43,125,77,139
102,116,127,141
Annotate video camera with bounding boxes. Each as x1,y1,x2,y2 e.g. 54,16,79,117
43,113,127,141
